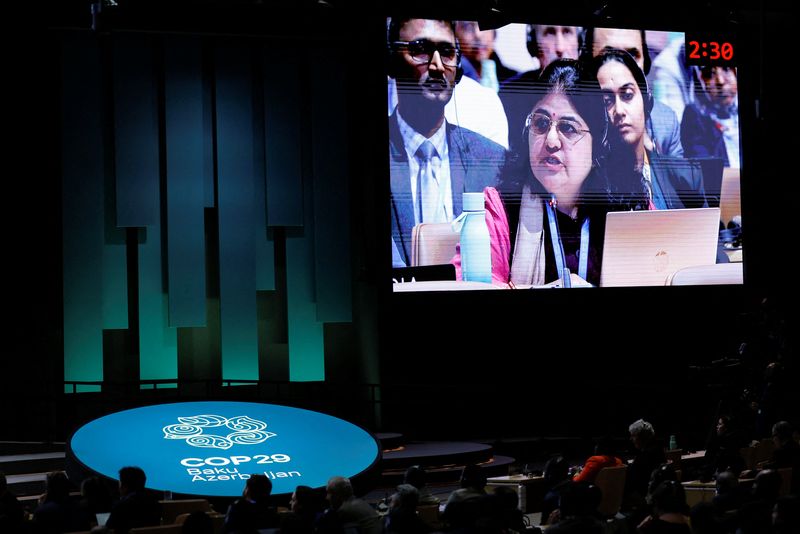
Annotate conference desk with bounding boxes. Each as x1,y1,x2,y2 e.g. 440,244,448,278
392,273,591,292
485,474,547,513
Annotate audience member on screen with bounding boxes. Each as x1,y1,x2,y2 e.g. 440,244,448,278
681,65,741,168
650,35,694,123
592,50,708,211
454,59,612,286
386,18,506,268
500,25,583,152
455,21,517,90
584,27,684,157
105,466,161,533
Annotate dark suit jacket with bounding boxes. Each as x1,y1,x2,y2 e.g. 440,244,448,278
650,151,709,210
680,103,730,166
389,112,505,266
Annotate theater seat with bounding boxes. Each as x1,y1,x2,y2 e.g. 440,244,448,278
129,525,183,533
411,222,459,266
594,465,627,517
665,263,743,286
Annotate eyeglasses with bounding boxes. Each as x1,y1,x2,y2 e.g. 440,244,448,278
392,39,460,67
526,112,590,144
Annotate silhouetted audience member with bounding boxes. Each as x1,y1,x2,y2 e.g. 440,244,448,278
318,476,381,534
735,469,782,534
443,464,489,529
573,437,624,484
0,471,25,532
183,509,214,534
280,485,323,534
383,484,430,534
403,465,439,505
32,471,93,534
626,419,667,503
712,470,746,514
637,481,691,533
540,455,571,526
105,467,161,533
546,481,604,534
703,415,748,478
224,474,279,533
445,464,487,507
80,476,113,515
762,420,800,492
772,494,800,534
491,485,527,533
647,463,679,498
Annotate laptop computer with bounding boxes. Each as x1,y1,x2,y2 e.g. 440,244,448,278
599,207,721,287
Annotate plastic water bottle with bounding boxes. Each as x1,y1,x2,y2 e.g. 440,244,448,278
460,192,492,283
669,434,677,451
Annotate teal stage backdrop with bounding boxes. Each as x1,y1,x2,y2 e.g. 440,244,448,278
60,31,353,390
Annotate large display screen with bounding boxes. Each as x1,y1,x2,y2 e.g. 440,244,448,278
388,19,743,290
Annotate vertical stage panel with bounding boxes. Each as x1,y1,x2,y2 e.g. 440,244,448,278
164,36,207,328
215,43,259,382
62,33,106,392
309,49,352,323
138,224,178,386
253,49,274,292
285,51,324,383
112,33,159,228
263,48,303,228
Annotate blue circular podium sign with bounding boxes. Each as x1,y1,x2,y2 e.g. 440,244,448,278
70,402,379,497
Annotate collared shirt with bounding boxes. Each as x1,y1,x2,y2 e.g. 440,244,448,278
396,109,453,225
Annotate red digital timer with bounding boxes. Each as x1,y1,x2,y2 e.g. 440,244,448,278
685,34,736,65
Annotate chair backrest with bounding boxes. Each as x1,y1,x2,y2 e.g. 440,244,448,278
720,167,740,226
159,498,212,525
683,485,716,508
594,465,627,517
754,438,775,465
777,467,792,496
665,263,743,286
411,222,459,266
739,446,757,470
416,503,441,529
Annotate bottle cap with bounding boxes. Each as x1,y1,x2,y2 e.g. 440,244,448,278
463,191,485,211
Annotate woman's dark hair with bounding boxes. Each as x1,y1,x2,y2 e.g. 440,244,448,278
588,50,654,209
500,58,608,205
590,49,652,117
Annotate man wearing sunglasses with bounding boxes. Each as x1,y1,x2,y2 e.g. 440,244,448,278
387,18,505,268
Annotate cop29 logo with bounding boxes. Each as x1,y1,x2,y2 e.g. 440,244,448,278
163,414,276,450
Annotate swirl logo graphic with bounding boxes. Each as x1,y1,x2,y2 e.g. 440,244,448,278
163,415,276,450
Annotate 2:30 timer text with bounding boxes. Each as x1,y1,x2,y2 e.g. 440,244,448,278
688,40,734,61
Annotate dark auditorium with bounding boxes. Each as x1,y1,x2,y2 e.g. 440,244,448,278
3,0,798,533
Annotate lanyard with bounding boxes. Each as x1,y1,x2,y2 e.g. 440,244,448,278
545,195,590,282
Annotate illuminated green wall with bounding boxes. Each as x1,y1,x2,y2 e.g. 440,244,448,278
61,31,352,388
